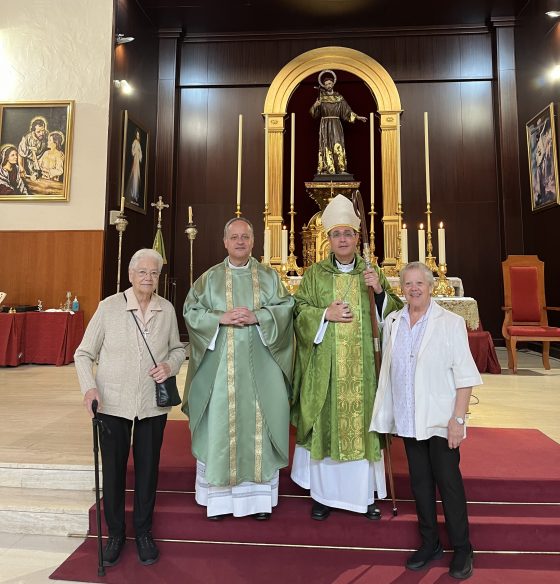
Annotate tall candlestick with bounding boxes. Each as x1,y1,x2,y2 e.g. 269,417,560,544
263,228,271,264
438,221,446,265
237,114,243,207
418,223,426,264
281,226,288,265
290,112,295,205
120,196,125,213
264,114,268,206
401,223,408,264
370,112,374,203
188,206,193,224
424,112,431,204
397,116,402,204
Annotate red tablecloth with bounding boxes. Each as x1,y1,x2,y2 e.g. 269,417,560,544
0,313,26,366
0,311,84,366
468,328,501,374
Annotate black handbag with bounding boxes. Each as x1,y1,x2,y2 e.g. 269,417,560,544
127,294,181,407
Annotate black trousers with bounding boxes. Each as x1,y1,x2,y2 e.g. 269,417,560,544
98,413,167,537
403,436,471,552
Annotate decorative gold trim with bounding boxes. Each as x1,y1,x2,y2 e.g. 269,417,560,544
263,47,402,268
254,402,263,483
225,265,237,486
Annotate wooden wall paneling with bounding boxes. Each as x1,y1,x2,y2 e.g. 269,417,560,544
155,29,182,290
0,231,104,324
492,19,523,258
103,0,160,299
180,29,493,87
457,80,502,336
514,4,560,334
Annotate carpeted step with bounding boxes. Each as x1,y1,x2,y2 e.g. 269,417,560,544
142,422,560,503
88,491,560,553
50,537,560,584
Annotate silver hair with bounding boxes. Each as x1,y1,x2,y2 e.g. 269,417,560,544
223,217,254,239
399,261,434,290
128,248,164,272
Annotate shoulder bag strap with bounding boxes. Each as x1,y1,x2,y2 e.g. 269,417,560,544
123,292,158,368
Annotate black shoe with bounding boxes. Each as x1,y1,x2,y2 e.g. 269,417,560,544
135,531,159,565
102,535,125,567
364,503,381,520
253,512,271,520
406,542,444,571
449,548,474,579
311,500,330,521
207,514,227,521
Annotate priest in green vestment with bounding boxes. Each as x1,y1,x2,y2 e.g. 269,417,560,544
290,194,403,521
183,217,294,521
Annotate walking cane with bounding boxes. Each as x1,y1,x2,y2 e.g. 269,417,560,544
352,190,398,516
92,399,105,577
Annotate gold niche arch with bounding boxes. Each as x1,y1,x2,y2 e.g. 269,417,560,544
263,46,402,271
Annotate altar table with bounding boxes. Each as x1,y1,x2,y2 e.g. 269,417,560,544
0,311,84,366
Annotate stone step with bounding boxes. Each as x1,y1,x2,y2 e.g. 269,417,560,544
0,485,95,536
0,462,95,491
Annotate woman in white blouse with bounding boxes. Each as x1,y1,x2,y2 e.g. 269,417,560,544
370,262,482,580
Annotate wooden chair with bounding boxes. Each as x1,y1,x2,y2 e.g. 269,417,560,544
502,255,560,373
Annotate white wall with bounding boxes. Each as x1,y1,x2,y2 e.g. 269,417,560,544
0,0,114,230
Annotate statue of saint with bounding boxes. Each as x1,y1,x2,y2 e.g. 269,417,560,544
310,70,367,178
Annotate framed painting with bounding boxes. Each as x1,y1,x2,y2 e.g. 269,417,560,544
0,100,74,201
120,111,149,214
526,103,560,212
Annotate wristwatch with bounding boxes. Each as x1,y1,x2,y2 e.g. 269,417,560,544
454,416,465,425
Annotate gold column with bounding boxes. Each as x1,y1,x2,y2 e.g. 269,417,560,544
266,113,285,267
379,111,401,274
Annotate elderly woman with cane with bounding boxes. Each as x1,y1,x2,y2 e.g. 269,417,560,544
75,249,186,567
370,262,482,580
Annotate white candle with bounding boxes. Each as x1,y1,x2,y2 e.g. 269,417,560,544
370,112,374,203
120,196,125,213
188,206,193,224
424,112,431,204
438,221,446,265
264,114,268,206
401,223,408,264
290,113,295,205
237,114,243,206
281,226,288,265
396,116,402,204
418,223,426,264
263,228,271,264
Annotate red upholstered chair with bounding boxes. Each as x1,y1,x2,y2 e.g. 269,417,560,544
502,255,560,373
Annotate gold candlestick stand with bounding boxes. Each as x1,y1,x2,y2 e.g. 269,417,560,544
185,221,198,288
115,211,128,293
424,203,438,273
286,204,303,276
432,263,455,297
279,204,302,293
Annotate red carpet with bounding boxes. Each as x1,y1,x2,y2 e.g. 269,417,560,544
50,422,560,583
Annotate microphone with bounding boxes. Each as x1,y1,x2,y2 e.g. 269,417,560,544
92,399,98,416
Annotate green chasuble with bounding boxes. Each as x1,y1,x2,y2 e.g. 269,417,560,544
291,253,402,463
183,257,294,487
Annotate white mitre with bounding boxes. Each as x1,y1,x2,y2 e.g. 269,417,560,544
321,194,360,233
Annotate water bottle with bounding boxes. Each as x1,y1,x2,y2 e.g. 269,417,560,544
72,296,80,311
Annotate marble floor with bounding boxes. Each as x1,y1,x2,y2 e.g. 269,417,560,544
0,347,559,583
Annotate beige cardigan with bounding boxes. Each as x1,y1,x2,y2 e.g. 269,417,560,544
74,288,186,420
